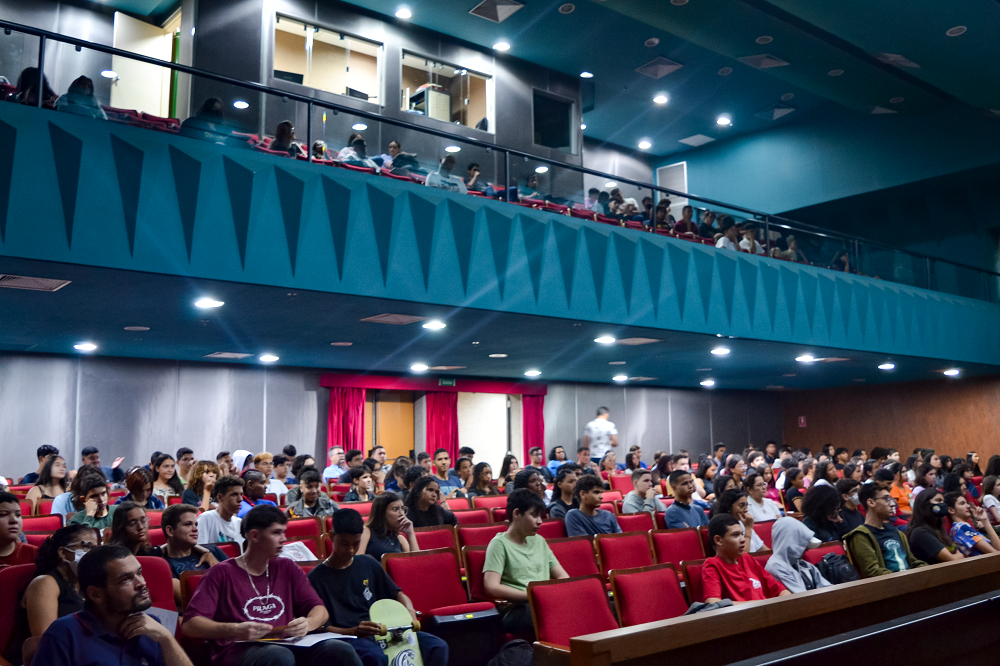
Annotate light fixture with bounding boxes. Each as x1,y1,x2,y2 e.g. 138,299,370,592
411,363,429,372
613,375,628,382
489,353,508,358
100,70,117,79
259,354,279,363
124,326,150,331
395,6,412,18
422,320,446,330
352,123,368,131
444,145,461,153
535,166,549,174
878,363,895,370
74,342,97,352
795,355,815,363
604,181,616,188
493,41,511,51
716,115,732,126
233,100,249,109
944,369,960,376
594,336,616,344
524,369,542,377
653,94,668,104
700,379,716,387
195,297,224,309
946,26,967,37
638,140,651,150
580,123,587,130
711,347,730,355
580,71,594,78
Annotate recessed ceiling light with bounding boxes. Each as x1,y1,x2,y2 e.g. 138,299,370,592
100,70,117,79
259,354,279,363
638,140,651,150
889,97,904,104
444,146,461,153
613,375,628,382
330,342,353,346
74,342,97,352
558,3,576,14
604,181,616,188
718,67,733,76
878,363,895,370
524,369,542,377
946,26,967,37
195,297,224,309
716,115,732,126
594,336,616,344
700,379,715,387
645,38,660,47
944,368,960,376
580,71,594,78
535,166,549,173
580,123,587,130
670,0,688,5
395,6,412,18
352,123,368,130
653,94,668,104
609,361,626,365
828,69,844,76
781,93,794,101
493,41,511,51
795,355,815,363
411,363,429,372
422,320,447,330
124,326,150,331
711,347,730,355
756,36,773,44
233,101,249,109
489,353,508,358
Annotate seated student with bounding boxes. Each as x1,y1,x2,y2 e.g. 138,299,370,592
703,514,790,604
565,474,621,537
521,174,547,201
358,492,418,563
512,469,548,504
801,484,845,543
524,447,555,483
744,473,782,522
237,470,277,518
764,517,831,594
672,205,697,234
466,162,489,193
484,489,570,638
622,468,667,516
664,469,711,529
982,475,1000,524
362,457,386,489
738,222,766,255
106,501,161,557
591,191,611,215
911,463,937,501
906,490,964,563
337,133,379,171
397,464,429,503
954,463,980,501
575,446,600,476
404,476,457,528
309,509,447,666
451,457,474,493
253,453,288,498
182,461,220,511
878,462,912,518
343,466,375,503
25,454,70,514
425,155,468,193
183,505,361,666
384,458,411,494
21,444,60,485
547,465,580,519
286,469,339,518
0,492,37,566
269,120,302,157
67,471,116,530
447,447,476,479
945,491,1000,557
160,504,227,602
714,216,740,251
179,98,249,148
812,461,839,489
783,468,806,512
430,449,464,498
196,476,245,547
33,545,193,666
331,451,363,484
55,75,107,119
114,467,164,510
845,484,926,577
545,446,569,477
468,462,500,498
716,490,765,553
836,478,865,534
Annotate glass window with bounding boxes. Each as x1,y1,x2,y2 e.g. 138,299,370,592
273,17,381,103
533,90,574,153
401,52,492,132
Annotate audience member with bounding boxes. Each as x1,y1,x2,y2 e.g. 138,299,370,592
385,457,412,493
16,67,57,107
712,443,727,469
599,452,618,475
179,98,246,148
181,461,219,511
67,470,116,529
196,476,244,547
829,250,851,272
765,518,831,593
880,462,911,518
812,461,838,488
945,491,1000,557
744,473,781,522
622,468,667,516
323,446,349,482
425,155,468,193
105,501,160,558
521,174,546,200
21,444,60,485
695,459,718,501
716,489,764,553
591,191,611,215
251,453,287,498
565,474,621,536
739,223,765,254
954,464,979,500
269,120,302,157
524,446,554,483
114,467,164,510
703,514,790,604
512,469,548,503
404,476,457,528
801,484,845,542
344,466,375,502
216,451,236,477
468,462,500,497
836,478,865,533
337,133,379,171
698,210,718,238
715,216,740,250
968,452,983,477
50,466,102,518
672,205,696,234
770,234,809,263
237,470,277,518
912,463,937,500
981,475,1000,524
270,454,291,488
583,407,618,462
846,484,925,577
546,446,569,476
466,162,488,193
286,469,339,518
452,457,474,492
25,454,69,514
576,446,600,476
54,75,106,119
783,468,806,512
906,490,962,564
548,465,579,519
231,450,255,476
426,448,462,498
173,448,194,487
0,492,35,566
398,465,428,502
160,504,227,592
484,489,569,639
358,492,418,562
311,140,330,160
583,188,600,209
78,446,125,483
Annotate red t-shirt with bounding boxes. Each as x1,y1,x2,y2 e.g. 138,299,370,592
0,541,38,567
702,553,785,602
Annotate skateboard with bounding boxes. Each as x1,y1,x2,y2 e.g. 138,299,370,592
371,598,423,666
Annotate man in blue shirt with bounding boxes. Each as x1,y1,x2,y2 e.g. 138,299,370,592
565,475,622,537
33,544,193,666
322,446,349,483
79,446,126,483
238,471,278,518
432,449,465,497
664,470,710,529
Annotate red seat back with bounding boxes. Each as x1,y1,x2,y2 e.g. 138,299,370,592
753,520,775,550
681,559,705,604
802,541,846,565
382,548,469,613
472,495,508,510
38,500,54,515
528,575,618,647
611,564,688,626
445,498,471,511
285,517,321,539
178,571,204,611
340,501,372,517
651,528,706,567
212,542,242,558
24,532,50,547
463,546,490,601
23,515,62,531
167,496,183,506
146,511,162,527
547,536,599,578
537,519,567,539
616,512,653,533
752,551,772,568
149,529,167,547
0,564,37,654
453,509,490,525
414,526,457,551
136,556,175,612
491,508,507,522
602,490,624,502
599,502,617,515
19,500,31,516
596,532,654,576
458,523,508,549
608,476,633,494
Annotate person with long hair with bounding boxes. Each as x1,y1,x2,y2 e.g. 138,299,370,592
783,468,806,512
800,484,844,542
800,457,816,489
599,451,618,475
696,458,718,501
24,454,69,514
468,463,499,497
624,450,643,473
270,120,302,157
712,474,737,501
113,467,164,510
546,446,568,477
911,463,937,501
756,464,781,503
984,455,1000,479
359,492,419,562
498,454,520,493
842,462,863,483
906,490,962,563
404,476,456,528
182,461,219,510
813,460,838,488
106,501,161,556
512,469,547,503
725,455,748,486
939,455,953,476
881,462,912,518
968,452,983,477
953,463,980,501
981,476,1000,524
151,453,183,500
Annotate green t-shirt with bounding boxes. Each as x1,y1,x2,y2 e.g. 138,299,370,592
483,531,559,592
67,504,116,530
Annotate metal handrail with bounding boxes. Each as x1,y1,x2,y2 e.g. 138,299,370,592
3,17,999,284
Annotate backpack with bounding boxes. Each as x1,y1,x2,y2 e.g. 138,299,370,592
487,640,534,666
818,552,859,584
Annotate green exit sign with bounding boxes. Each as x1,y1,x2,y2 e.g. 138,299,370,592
439,378,456,387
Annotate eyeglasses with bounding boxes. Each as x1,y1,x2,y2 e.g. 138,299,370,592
64,541,96,551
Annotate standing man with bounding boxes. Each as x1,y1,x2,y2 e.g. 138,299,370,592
323,447,348,483
583,407,618,465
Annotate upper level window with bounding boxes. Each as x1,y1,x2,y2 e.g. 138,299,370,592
273,17,381,103
401,52,493,132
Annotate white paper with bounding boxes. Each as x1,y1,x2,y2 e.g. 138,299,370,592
268,633,356,647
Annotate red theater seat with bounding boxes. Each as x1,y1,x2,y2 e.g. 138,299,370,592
453,509,490,525
382,548,493,617
285,516,322,539
537,519,567,539
0,564,38,654
802,541,846,566
136,556,175,613
337,501,372,517
23,515,62,531
754,520,775,550
528,575,618,647
608,476,633,494
595,532,654,577
445,497,471,511
546,536,600,579
616,512,654,533
681,559,706,604
458,523,508,549
463,545,492,602
414,525,457,551
472,495,509,510
211,542,242,558
651,528,706,569
610,563,688,626
602,490,624,502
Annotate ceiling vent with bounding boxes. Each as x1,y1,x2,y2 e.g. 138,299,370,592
204,352,254,359
616,337,662,346
361,313,430,325
0,274,71,292
754,103,795,120
877,53,920,68
469,0,524,23
737,54,789,69
635,57,683,79
678,134,715,147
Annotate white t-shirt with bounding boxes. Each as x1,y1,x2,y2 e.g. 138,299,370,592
583,418,618,458
197,509,244,547
748,497,782,522
716,236,738,251
266,478,288,496
742,522,766,553
426,171,468,194
983,494,1000,517
739,238,765,255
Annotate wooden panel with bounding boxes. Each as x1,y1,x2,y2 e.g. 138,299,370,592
375,390,414,460
780,375,1000,460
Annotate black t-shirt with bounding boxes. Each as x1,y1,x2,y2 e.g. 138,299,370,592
868,524,910,572
408,505,457,528
526,465,554,483
909,526,948,564
838,507,864,536
308,555,402,629
163,545,228,579
784,487,804,507
365,530,403,563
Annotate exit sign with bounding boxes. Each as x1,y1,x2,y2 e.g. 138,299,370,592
439,378,456,387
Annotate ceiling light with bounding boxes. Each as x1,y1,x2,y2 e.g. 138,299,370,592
889,97,904,104
493,41,511,51
653,94,668,104
195,297,224,309
124,326,150,331
711,347,730,355
233,100,249,109
716,115,732,126
395,6,412,18
795,355,815,363
422,320,446,330
878,363,895,370
613,375,628,382
489,353,508,358
100,70,117,79
444,145,461,153
700,379,715,387
524,369,542,377
535,166,549,173
580,123,587,130
828,69,844,76
352,123,367,130
330,342,353,346
604,181,616,188
594,336,616,344
74,342,97,352
638,140,651,150
946,26,967,37
259,354,279,363
411,363,429,372
609,361,626,365
580,71,594,78
944,369,960,376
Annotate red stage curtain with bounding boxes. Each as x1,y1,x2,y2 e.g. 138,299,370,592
328,387,366,454
426,392,459,460
522,394,545,463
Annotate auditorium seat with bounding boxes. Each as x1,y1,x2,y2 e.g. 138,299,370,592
288,534,323,558
146,511,163,527
802,541,846,565
595,532,654,577
651,528,706,570
149,529,167,547
754,520,776,549
167,496,183,506
285,516,322,540
253,144,291,157
414,525,458,551
463,545,492,602
608,476,633,494
600,502,618,515
452,509,491,525
610,563,688,626
537,519,567,539
24,532,50,547
445,497,471,511
136,556,176,615
23,515,62,531
616,512,654,533
7,486,31,497
179,570,204,611
752,550,772,568
490,508,507,522
18,500,31,516
331,483,352,493
602,490,624,502
211,542,242,558
0,564,38,656
458,523,508,549
472,495,508,510
681,559,706,604
338,163,377,174
528,575,619,647
546,536,600,579
382,548,494,617
336,501,372,518
569,208,597,221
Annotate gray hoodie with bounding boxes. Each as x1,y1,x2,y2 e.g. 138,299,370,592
765,517,832,594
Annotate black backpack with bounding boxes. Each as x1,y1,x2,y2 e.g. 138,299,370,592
487,640,534,666
818,552,860,584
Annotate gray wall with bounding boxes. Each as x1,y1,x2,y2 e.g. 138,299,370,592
0,354,328,481
581,136,657,206
543,382,783,467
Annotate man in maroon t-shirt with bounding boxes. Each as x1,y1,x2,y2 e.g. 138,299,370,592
182,505,361,666
703,514,790,604
0,492,37,566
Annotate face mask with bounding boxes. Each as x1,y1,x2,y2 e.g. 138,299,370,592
850,493,860,506
932,503,949,517
62,547,86,574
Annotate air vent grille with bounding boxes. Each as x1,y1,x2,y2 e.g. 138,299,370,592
0,274,71,292
737,54,789,69
635,57,683,79
754,103,796,121
361,313,430,325
678,134,715,147
469,0,524,23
